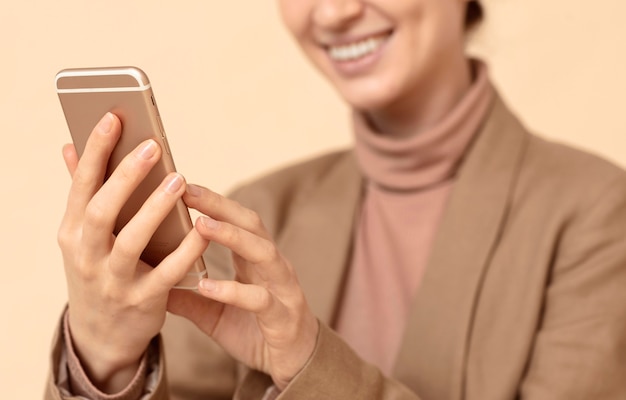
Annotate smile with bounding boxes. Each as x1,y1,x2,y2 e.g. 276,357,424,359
327,33,391,62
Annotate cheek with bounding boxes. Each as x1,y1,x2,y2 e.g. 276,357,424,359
399,0,463,50
277,0,308,38
398,10,462,76
276,2,328,75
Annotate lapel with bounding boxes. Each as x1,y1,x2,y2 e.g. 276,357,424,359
276,152,363,325
393,95,530,399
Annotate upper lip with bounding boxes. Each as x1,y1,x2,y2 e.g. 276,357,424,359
316,29,393,49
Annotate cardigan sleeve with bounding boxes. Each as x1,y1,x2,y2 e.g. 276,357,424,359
43,309,169,400
235,323,421,400
519,175,626,399
61,309,151,400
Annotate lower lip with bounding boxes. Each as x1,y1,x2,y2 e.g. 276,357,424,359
326,33,392,77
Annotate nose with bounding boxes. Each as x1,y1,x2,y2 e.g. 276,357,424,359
312,0,364,30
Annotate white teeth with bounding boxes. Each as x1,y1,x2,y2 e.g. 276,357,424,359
328,36,386,62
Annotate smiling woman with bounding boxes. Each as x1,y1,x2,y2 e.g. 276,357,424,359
278,0,474,135
43,0,626,399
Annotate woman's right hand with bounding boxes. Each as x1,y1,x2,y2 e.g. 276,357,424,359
57,113,209,393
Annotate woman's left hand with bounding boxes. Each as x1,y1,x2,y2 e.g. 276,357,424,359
167,183,319,390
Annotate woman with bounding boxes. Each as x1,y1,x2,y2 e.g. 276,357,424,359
46,0,626,399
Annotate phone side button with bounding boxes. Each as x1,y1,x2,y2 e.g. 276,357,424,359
156,116,165,135
161,136,171,154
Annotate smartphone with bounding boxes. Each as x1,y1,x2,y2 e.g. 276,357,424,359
55,66,206,289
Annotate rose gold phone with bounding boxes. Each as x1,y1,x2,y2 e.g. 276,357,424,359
55,66,206,289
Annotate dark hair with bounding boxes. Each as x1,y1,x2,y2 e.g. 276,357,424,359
465,1,484,31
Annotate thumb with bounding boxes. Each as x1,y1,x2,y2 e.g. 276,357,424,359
167,289,224,336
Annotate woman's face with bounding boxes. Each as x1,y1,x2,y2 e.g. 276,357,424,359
278,0,470,112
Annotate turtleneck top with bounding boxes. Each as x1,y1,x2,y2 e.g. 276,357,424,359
335,60,493,375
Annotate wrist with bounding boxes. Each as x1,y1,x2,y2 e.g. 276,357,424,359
274,315,320,390
64,310,146,394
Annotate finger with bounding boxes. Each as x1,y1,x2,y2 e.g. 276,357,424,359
197,279,289,326
64,113,121,225
195,215,272,264
195,215,292,285
109,172,186,277
141,226,210,297
199,279,271,313
81,139,161,255
62,143,79,177
183,184,270,240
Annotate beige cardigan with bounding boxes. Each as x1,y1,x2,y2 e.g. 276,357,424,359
46,94,626,399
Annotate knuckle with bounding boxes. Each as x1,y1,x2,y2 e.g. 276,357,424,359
253,286,272,311
112,238,136,262
247,210,264,229
206,190,222,207
74,253,97,281
72,170,91,188
56,225,73,249
115,151,152,187
84,201,109,227
222,225,241,246
154,261,180,285
289,290,308,311
260,241,280,263
124,288,144,309
244,209,271,240
116,161,138,185
101,281,126,304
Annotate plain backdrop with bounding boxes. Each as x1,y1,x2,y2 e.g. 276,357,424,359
2,0,625,397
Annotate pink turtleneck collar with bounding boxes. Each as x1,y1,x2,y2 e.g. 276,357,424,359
353,60,493,191
337,60,495,375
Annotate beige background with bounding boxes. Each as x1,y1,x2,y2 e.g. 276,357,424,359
1,0,625,397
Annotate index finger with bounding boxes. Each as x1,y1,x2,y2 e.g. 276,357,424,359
183,184,271,240
195,216,294,287
63,113,121,225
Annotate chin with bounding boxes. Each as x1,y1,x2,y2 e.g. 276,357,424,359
335,78,404,113
344,95,392,113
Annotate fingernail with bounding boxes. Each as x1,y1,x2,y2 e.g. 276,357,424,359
200,279,216,292
97,113,113,134
137,140,157,160
165,173,184,193
186,184,202,197
201,216,220,229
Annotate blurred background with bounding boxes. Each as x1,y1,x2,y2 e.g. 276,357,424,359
1,0,625,397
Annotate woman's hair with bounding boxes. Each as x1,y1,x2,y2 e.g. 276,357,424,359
465,1,484,31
